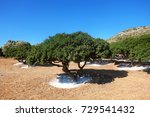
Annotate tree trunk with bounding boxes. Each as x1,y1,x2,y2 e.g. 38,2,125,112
131,60,134,67
62,62,79,82
62,62,70,73
50,61,63,67
138,59,142,66
98,58,102,64
18,59,24,63
78,61,86,70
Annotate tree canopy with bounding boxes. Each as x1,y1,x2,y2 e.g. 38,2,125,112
2,40,31,62
110,34,150,63
26,32,111,78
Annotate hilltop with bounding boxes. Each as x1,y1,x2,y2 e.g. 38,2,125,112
107,26,150,43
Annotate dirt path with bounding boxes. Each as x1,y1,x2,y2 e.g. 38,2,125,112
0,58,150,100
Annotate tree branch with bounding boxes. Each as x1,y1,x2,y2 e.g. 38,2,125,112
51,62,63,67
78,61,86,70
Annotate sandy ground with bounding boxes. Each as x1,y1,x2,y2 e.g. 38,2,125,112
0,58,150,100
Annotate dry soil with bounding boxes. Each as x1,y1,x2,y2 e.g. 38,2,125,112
0,58,150,100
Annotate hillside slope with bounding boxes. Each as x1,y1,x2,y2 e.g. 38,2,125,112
107,26,150,43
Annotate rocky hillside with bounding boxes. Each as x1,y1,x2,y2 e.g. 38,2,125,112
107,26,150,43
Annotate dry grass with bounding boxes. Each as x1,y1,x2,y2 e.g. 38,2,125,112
0,58,150,100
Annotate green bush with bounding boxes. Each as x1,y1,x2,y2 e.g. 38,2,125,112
2,40,31,62
110,34,150,63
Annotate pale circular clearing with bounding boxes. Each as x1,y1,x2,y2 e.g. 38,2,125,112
14,62,30,69
81,61,111,66
117,66,149,71
49,74,92,89
117,63,149,71
13,62,24,66
21,65,30,69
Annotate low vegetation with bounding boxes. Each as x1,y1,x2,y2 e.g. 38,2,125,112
110,34,150,65
108,26,150,43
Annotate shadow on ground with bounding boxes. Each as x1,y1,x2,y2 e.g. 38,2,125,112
143,68,150,74
79,69,128,84
35,63,57,67
57,69,128,85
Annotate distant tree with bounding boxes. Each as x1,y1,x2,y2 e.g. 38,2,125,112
2,40,16,57
130,36,150,64
110,34,150,65
131,44,150,63
110,39,130,59
2,40,31,62
26,44,43,65
14,41,31,62
26,36,55,66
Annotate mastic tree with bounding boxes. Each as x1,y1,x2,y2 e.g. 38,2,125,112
110,34,150,65
26,32,111,80
92,38,111,61
14,41,31,62
2,40,16,57
26,36,57,66
131,43,150,63
69,32,95,70
110,40,129,59
48,32,110,72
26,44,43,65
2,40,31,62
26,40,51,65
130,35,150,64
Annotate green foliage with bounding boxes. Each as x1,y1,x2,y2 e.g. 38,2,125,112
70,32,94,62
26,32,110,73
110,34,150,62
14,42,31,62
2,40,31,61
26,44,42,65
47,32,110,64
131,41,150,62
50,33,72,62
110,41,129,59
92,38,111,60
2,40,16,57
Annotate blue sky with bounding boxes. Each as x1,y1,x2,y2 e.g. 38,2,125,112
0,0,150,46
